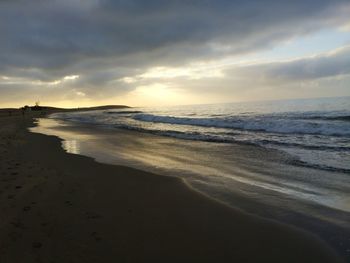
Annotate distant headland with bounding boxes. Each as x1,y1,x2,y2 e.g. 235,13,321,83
0,104,130,117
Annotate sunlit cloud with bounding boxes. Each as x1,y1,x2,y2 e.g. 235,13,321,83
119,77,138,84
63,75,80,81
0,74,80,86
339,22,350,32
75,91,86,97
120,64,225,84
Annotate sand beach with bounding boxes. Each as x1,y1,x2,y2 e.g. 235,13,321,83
0,111,343,263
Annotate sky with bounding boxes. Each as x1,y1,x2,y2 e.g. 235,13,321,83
0,0,350,108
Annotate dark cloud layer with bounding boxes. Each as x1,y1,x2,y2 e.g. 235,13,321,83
233,46,350,81
0,0,349,105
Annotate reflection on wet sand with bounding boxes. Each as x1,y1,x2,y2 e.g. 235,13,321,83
62,139,80,154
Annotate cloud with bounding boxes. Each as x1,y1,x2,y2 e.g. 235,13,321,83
0,0,350,106
232,45,350,81
181,46,350,102
122,45,350,104
1,1,349,69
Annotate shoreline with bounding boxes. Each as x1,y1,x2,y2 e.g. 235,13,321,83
0,113,343,262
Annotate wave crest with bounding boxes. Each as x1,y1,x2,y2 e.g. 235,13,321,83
133,114,350,137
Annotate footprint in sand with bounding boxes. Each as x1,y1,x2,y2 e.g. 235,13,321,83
23,206,31,212
65,200,73,206
86,212,103,219
32,242,42,249
91,232,102,242
10,221,25,229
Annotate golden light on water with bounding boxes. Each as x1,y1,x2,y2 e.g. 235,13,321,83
62,140,80,154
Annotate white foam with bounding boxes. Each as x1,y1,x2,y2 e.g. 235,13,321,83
133,113,350,136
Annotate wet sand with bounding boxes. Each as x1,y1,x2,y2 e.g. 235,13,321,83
0,112,343,262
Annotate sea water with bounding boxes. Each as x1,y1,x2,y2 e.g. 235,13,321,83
31,96,350,259
52,96,350,172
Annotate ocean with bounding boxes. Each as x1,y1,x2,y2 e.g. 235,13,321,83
31,96,350,259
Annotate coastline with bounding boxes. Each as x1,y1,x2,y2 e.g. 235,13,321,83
0,113,343,262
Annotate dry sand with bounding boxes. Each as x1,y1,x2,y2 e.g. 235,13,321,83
0,112,343,262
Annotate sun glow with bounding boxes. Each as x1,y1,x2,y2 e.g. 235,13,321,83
119,63,226,84
120,83,197,106
139,66,224,80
